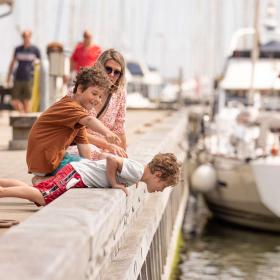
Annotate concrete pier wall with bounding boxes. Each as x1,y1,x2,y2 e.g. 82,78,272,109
0,109,189,280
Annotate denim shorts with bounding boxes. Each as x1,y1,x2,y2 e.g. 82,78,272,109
50,153,82,176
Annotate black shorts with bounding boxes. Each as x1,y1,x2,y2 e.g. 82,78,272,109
12,80,33,101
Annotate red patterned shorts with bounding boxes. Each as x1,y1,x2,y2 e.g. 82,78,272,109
34,164,86,205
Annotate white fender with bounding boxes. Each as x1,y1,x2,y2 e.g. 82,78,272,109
191,164,217,193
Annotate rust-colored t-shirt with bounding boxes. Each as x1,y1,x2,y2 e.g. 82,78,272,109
27,96,89,174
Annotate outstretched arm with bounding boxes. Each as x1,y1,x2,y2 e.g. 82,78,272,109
77,143,91,159
87,134,127,158
0,178,45,206
79,116,120,145
106,156,128,196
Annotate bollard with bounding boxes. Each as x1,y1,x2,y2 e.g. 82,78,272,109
9,113,39,150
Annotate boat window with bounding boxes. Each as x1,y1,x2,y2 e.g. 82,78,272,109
126,62,144,77
225,90,249,106
232,50,251,58
141,84,149,97
261,91,280,111
232,41,280,59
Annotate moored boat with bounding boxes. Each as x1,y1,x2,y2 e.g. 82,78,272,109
189,1,280,232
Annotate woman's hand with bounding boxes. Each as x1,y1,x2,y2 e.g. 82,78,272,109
106,143,127,157
105,131,121,145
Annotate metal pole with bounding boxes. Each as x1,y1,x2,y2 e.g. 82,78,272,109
249,0,260,104
177,67,183,109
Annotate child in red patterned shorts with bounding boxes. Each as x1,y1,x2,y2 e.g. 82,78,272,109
0,153,181,206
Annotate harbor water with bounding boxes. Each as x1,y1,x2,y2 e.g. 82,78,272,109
178,197,280,280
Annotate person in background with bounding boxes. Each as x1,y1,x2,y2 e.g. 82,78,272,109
67,49,127,159
70,30,102,74
6,30,41,113
0,153,181,206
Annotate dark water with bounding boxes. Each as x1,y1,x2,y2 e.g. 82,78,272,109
178,209,280,279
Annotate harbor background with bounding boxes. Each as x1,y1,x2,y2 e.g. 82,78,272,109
180,212,280,280
1,1,280,279
0,0,279,81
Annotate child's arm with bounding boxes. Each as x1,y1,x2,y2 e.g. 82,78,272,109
106,156,128,196
87,134,127,158
79,116,120,145
77,143,91,159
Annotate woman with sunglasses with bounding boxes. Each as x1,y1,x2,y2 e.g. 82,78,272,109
67,49,127,159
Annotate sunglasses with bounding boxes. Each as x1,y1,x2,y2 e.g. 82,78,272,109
105,66,122,77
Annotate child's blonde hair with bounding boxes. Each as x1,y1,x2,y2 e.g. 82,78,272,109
148,153,181,186
73,65,112,94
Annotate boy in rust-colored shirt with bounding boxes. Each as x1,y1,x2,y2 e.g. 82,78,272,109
27,66,120,176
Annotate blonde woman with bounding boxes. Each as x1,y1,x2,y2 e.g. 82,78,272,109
67,49,127,159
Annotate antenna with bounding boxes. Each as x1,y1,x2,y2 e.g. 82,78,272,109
248,0,260,103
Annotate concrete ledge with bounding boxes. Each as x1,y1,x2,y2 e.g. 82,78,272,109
0,109,188,280
102,150,188,280
9,113,40,150
9,114,39,128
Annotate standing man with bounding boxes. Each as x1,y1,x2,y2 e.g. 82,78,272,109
6,30,41,113
70,30,102,73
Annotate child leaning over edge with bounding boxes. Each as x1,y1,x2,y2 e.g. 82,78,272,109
26,65,120,178
0,153,181,206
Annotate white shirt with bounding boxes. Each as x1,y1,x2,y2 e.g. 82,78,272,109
70,158,144,188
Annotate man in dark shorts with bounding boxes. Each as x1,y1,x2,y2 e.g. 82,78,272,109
6,30,41,112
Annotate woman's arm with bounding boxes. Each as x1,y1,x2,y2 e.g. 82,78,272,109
118,133,127,150
87,134,127,157
77,143,91,159
113,90,127,149
87,133,110,150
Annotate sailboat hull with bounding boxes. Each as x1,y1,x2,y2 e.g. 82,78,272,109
201,156,280,232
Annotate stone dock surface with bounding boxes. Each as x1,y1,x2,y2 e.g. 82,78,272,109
0,109,172,235
0,108,189,280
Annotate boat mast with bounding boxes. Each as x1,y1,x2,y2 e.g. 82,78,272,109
248,0,260,104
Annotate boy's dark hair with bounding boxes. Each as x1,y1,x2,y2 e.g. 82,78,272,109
73,65,112,94
148,153,181,186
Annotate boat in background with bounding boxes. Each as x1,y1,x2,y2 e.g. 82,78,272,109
125,59,212,109
189,1,280,232
125,59,162,109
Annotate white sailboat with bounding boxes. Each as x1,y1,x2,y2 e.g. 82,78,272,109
189,0,280,232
